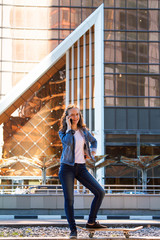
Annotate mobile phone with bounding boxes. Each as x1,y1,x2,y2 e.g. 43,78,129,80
70,119,72,124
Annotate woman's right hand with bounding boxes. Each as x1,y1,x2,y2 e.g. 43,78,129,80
66,116,72,130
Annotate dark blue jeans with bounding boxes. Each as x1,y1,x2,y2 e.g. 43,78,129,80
58,163,105,231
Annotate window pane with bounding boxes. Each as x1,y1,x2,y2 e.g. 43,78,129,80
150,98,160,107
104,42,114,62
115,74,126,95
138,0,147,8
127,75,137,96
127,65,138,74
149,65,159,74
106,134,136,143
104,74,114,95
82,8,92,21
60,0,70,5
127,98,138,106
126,10,137,30
49,8,59,28
127,0,136,8
138,98,148,107
105,64,114,74
115,42,126,62
115,64,126,74
93,0,103,7
148,0,159,8
138,32,148,41
138,10,148,30
115,0,125,7
138,65,148,74
104,9,114,30
105,31,115,40
148,10,159,31
139,43,148,63
71,8,81,28
149,42,159,64
149,76,160,97
104,97,115,106
71,0,81,6
127,42,137,62
138,75,149,96
115,31,125,41
127,31,137,40
116,97,127,106
60,8,70,28
105,0,115,7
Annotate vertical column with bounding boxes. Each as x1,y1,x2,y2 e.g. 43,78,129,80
71,45,74,104
77,39,80,108
83,34,86,122
89,28,92,131
94,4,104,185
66,50,70,106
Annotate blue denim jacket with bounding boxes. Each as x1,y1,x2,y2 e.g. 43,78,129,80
59,128,97,166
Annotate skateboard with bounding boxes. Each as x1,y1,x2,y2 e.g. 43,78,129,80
77,225,143,238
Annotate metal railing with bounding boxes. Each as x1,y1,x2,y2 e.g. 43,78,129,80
0,184,160,195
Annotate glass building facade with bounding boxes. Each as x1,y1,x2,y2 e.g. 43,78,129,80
0,0,160,186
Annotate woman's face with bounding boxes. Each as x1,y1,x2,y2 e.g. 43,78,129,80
68,107,80,126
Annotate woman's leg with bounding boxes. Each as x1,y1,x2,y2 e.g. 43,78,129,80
76,164,105,224
59,164,76,231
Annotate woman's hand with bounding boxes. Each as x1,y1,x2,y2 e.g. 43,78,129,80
91,151,96,157
66,116,72,130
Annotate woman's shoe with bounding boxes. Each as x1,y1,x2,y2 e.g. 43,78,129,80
86,221,106,229
70,229,77,239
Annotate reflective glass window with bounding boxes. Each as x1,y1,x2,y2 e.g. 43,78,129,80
138,32,148,41
71,0,81,6
82,8,92,21
60,0,70,6
148,0,159,8
138,75,149,96
127,65,138,74
104,97,115,106
60,7,70,28
115,42,126,62
71,8,81,28
138,98,149,107
115,74,126,96
126,10,137,30
149,76,160,97
49,8,59,28
127,75,138,96
82,0,92,7
115,0,125,8
93,0,103,7
127,32,137,41
127,42,137,63
149,65,159,74
149,42,159,64
104,9,114,30
150,98,160,107
104,74,114,96
127,97,138,106
104,42,115,62
148,10,159,31
105,31,115,41
138,10,148,30
116,97,127,106
138,0,148,8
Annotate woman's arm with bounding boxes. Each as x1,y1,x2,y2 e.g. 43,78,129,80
86,130,97,154
59,130,75,146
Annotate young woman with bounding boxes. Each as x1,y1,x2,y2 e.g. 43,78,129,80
58,104,105,238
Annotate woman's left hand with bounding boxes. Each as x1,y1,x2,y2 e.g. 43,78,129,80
91,151,96,157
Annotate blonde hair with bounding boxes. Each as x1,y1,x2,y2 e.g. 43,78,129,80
59,104,86,132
